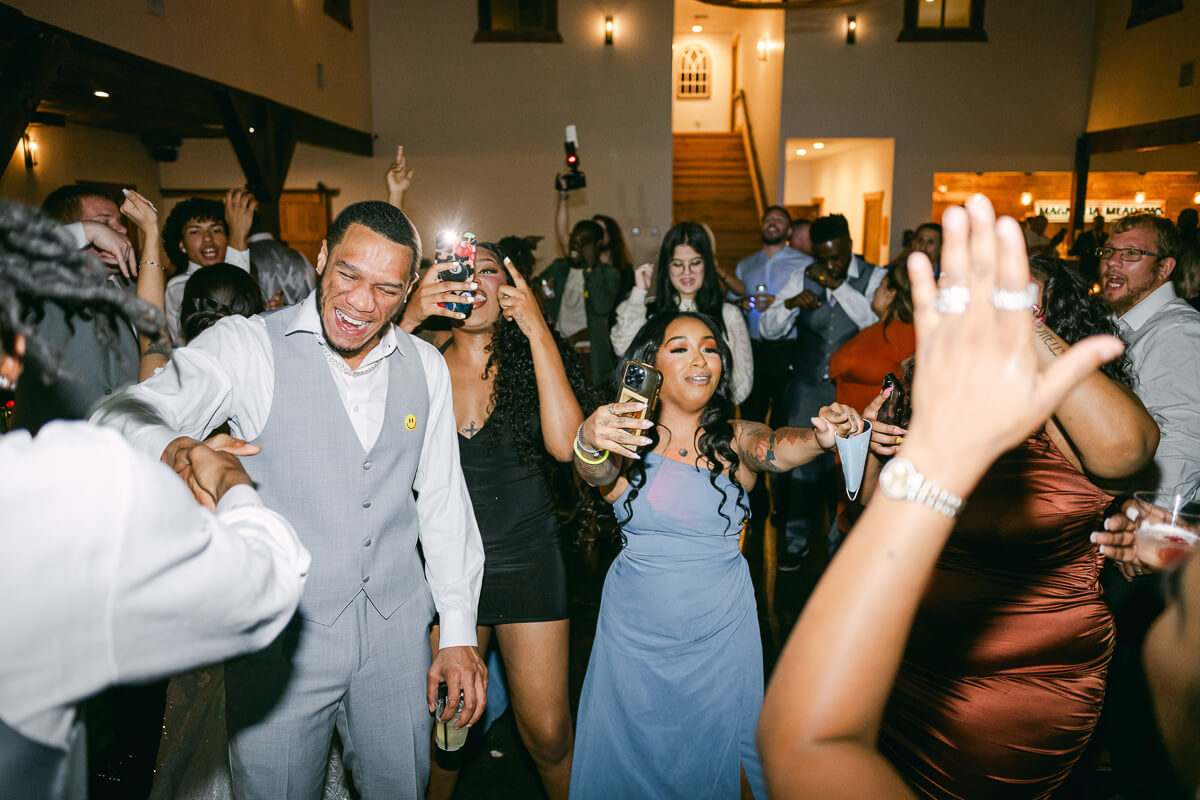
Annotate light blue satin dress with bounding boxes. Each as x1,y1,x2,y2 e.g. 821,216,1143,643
569,453,766,799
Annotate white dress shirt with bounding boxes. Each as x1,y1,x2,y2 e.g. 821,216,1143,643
0,422,309,748
758,256,886,340
610,286,755,405
165,247,252,344
92,292,485,647
1119,281,1200,494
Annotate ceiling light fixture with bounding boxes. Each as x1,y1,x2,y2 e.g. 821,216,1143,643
692,24,702,32
795,148,807,156
1135,190,1146,204
93,90,110,99
813,142,825,150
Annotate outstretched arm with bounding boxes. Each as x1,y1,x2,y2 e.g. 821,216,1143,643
757,195,1124,798
555,186,570,257
735,404,862,473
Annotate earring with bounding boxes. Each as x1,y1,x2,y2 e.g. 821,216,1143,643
0,375,13,391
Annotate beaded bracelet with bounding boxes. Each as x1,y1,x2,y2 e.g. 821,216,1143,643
141,260,165,272
576,423,603,457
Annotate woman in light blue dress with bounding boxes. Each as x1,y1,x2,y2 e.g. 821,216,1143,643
569,311,862,799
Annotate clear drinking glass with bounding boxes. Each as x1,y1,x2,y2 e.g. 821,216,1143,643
434,684,470,751
1131,489,1200,571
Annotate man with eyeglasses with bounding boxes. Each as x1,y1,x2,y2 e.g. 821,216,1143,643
1100,213,1200,496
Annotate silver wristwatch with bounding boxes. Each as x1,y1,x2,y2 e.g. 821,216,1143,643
878,457,964,518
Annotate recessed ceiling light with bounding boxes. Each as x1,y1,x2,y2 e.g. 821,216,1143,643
248,127,256,134
692,24,702,32
795,148,807,156
813,142,825,150
93,90,110,98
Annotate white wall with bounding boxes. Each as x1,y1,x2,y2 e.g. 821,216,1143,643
1088,0,1200,132
807,139,895,263
9,0,374,131
778,0,1098,236
784,158,812,206
672,34,733,133
158,0,675,270
0,123,164,211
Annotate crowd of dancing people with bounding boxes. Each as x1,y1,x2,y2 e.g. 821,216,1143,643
4,142,1200,800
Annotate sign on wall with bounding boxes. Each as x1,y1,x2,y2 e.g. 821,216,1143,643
1035,201,1166,224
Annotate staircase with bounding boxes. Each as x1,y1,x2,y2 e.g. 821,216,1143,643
672,132,763,270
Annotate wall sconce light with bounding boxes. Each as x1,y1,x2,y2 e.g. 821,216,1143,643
1135,190,1146,204
22,131,37,170
604,15,613,46
757,38,768,61
1020,191,1033,206
846,15,857,44
1193,191,1200,204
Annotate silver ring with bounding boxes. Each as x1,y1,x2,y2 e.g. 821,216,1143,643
992,282,1039,312
934,285,971,314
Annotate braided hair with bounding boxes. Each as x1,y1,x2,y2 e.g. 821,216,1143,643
0,200,161,380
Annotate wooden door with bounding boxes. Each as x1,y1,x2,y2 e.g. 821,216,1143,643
862,191,884,263
279,192,331,266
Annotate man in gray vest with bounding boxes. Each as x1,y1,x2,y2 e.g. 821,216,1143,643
759,213,885,572
94,200,486,799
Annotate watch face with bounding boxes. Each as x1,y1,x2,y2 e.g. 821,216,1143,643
880,458,913,499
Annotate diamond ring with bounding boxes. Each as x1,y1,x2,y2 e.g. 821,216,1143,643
992,282,1039,312
933,285,970,314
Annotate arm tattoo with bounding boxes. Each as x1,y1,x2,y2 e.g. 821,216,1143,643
145,337,172,358
765,432,778,470
737,422,786,474
1035,324,1064,356
575,453,620,488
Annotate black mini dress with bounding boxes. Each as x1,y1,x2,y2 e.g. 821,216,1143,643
458,418,568,625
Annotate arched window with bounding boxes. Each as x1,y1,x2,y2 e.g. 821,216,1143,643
676,44,711,100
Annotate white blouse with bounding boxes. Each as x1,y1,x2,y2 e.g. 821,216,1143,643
610,286,754,405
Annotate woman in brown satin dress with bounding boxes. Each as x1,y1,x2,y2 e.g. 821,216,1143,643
859,256,1159,799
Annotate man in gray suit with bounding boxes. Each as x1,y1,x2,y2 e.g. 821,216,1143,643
247,212,316,308
95,200,486,799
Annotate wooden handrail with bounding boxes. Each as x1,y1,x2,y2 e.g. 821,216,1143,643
731,90,768,220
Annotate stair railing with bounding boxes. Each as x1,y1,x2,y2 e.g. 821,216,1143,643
730,89,768,221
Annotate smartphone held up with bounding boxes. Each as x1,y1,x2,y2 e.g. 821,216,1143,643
435,230,477,314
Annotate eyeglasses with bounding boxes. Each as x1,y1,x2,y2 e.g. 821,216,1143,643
668,261,704,275
1096,245,1162,262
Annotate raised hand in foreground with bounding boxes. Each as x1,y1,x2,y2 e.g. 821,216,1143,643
758,194,1123,799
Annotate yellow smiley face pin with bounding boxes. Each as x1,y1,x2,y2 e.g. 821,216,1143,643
404,414,417,431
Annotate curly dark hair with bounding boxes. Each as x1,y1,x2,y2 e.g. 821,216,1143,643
615,310,748,534
0,200,161,380
1030,255,1134,387
180,263,266,343
651,222,727,339
474,243,601,467
162,197,226,270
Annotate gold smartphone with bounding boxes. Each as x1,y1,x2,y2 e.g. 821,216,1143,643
616,360,662,433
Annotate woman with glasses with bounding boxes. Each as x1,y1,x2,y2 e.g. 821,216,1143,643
609,221,753,405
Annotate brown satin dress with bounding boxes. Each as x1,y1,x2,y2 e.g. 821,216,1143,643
879,435,1114,800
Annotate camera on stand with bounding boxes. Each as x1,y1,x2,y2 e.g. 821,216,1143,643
554,124,587,192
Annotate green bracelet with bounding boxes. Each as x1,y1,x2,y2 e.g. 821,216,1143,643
573,440,610,465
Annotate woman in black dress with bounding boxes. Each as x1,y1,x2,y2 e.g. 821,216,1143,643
400,242,590,800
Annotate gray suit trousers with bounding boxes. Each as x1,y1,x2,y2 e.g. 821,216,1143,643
225,590,436,799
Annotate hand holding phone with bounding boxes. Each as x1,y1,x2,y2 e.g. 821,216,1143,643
435,231,477,313
578,360,662,461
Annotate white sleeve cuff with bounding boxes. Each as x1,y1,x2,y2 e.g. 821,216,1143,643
65,221,88,249
215,483,263,512
437,610,479,648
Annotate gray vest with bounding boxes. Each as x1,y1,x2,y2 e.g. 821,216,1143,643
788,260,877,418
245,305,431,625
0,716,86,800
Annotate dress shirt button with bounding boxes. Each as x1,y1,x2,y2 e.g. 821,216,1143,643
363,461,372,470
353,405,360,412
362,575,370,583
104,389,112,395
363,538,372,547
362,500,371,509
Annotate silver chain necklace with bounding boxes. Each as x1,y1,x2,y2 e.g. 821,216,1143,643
318,339,382,377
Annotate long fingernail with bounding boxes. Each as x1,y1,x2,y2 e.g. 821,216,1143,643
883,386,894,397
635,402,647,410
469,282,479,289
1089,532,1099,543
504,257,512,265
1125,507,1140,521
637,438,652,445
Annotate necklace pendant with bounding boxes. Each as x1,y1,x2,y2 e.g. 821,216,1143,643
679,448,688,457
